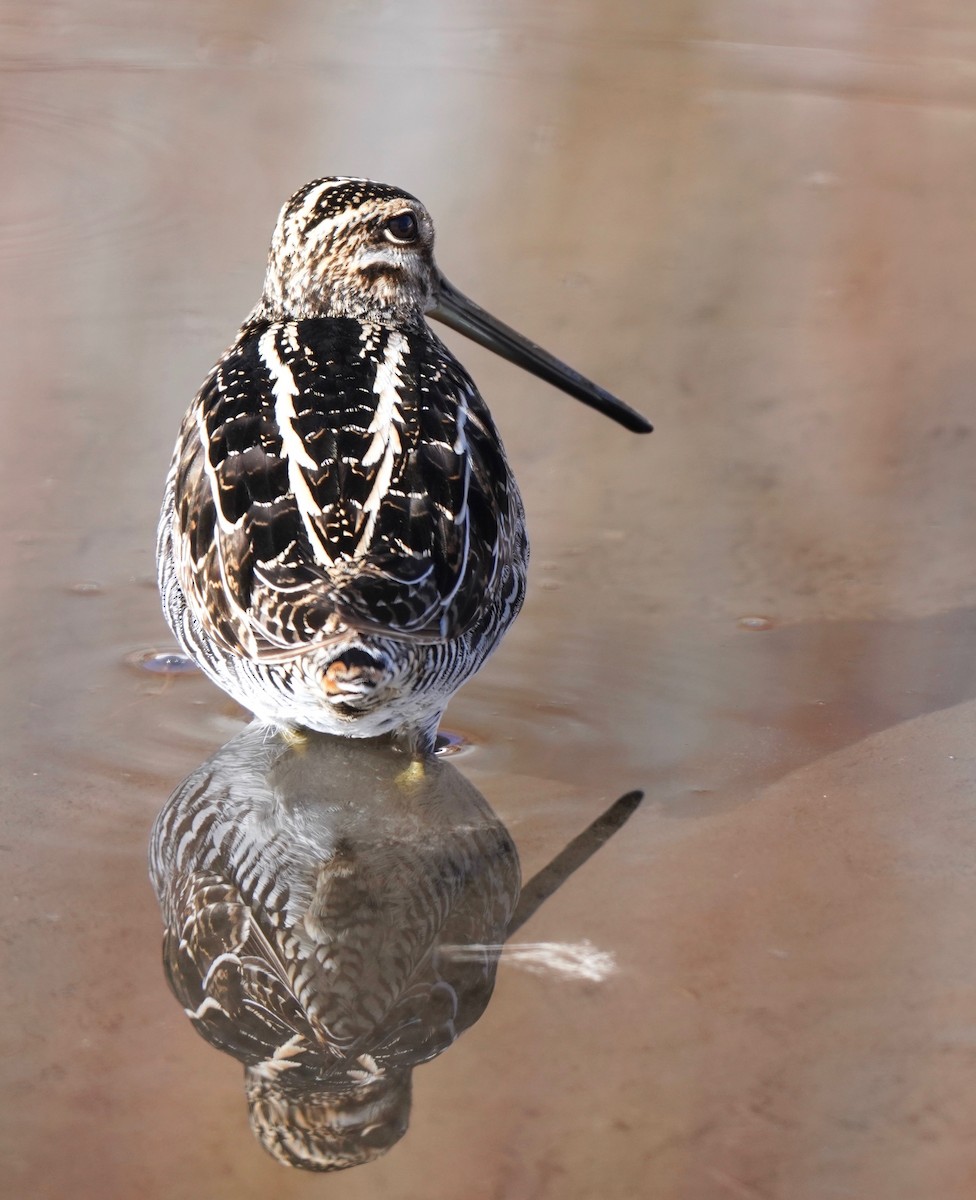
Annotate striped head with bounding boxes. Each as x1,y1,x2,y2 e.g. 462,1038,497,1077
260,177,436,326
245,1063,412,1172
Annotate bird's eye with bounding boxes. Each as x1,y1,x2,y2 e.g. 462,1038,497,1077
384,211,419,244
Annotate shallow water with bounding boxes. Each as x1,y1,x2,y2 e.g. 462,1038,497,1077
4,1,976,1197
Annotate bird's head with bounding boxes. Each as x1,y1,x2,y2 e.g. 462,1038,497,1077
245,1062,412,1172
261,177,436,326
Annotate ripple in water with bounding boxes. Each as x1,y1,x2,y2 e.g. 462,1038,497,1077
434,729,473,757
737,615,776,631
126,648,200,675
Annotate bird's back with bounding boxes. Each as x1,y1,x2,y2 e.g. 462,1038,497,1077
163,315,526,664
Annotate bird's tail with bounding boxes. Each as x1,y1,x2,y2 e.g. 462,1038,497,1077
320,646,396,707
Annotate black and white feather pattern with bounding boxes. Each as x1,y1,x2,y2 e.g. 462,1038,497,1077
159,316,526,747
173,317,518,652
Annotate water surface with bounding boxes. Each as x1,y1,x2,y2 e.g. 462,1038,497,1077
3,2,976,1197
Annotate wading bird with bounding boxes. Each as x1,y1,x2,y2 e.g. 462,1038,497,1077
158,178,650,752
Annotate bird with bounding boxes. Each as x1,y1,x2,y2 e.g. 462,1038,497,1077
157,177,651,753
150,723,521,1171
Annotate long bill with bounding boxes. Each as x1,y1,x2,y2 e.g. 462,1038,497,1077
428,273,652,435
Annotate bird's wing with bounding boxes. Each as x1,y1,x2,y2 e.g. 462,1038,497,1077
170,317,522,660
161,869,321,1064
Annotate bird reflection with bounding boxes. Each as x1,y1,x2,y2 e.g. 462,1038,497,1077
150,723,641,1171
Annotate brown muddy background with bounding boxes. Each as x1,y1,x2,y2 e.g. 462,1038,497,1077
3,2,976,1197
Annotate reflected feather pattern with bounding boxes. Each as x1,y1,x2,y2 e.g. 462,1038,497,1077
150,724,519,1171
